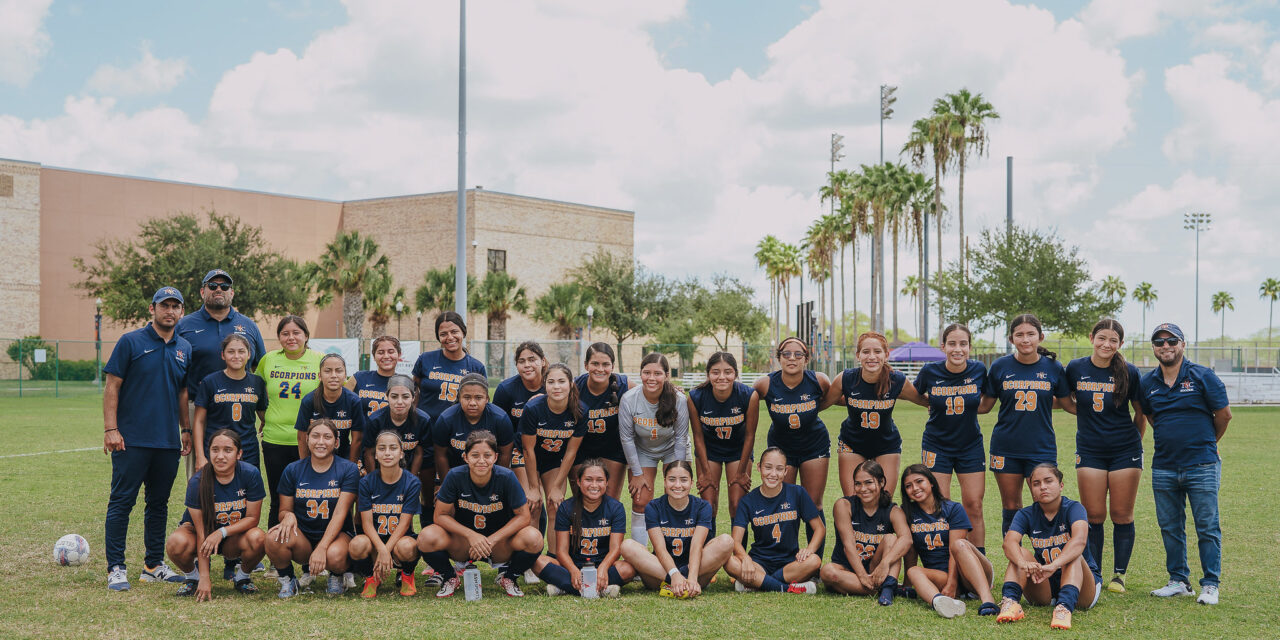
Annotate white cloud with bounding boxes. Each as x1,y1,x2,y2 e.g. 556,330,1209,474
1262,42,1280,90
0,0,53,86
86,43,189,96
1078,0,1226,43
1197,20,1269,56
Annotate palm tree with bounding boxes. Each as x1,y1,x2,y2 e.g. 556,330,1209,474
776,241,802,336
1260,278,1280,345
1131,282,1158,337
1100,276,1127,305
532,283,593,339
415,265,476,322
304,230,390,341
755,235,784,345
473,271,529,342
901,274,922,333
934,89,1000,277
1211,291,1235,343
902,171,934,339
903,114,951,338
364,268,407,338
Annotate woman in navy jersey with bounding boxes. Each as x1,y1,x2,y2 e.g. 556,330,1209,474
985,314,1071,536
493,341,548,499
820,460,911,603
295,354,366,465
346,335,401,416
418,430,544,598
360,375,431,501
901,464,997,618
748,337,832,522
165,429,267,600
351,430,422,598
997,463,1101,630
725,447,824,594
1061,318,1145,594
520,363,587,545
823,331,924,498
266,419,360,598
688,352,757,520
534,458,635,597
432,373,515,476
412,311,486,419
193,334,268,469
620,461,733,598
913,323,991,551
575,343,634,499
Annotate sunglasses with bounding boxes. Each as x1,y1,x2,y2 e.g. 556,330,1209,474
1151,337,1181,347
205,282,232,291
779,350,807,360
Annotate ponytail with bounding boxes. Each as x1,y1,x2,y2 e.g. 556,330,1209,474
641,352,679,427
198,429,242,536
1090,318,1130,406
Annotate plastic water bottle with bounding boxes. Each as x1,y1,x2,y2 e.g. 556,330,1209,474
463,563,482,601
580,561,598,599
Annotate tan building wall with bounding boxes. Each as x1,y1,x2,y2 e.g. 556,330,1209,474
0,159,41,341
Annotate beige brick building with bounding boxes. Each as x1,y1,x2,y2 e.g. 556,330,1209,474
0,157,633,347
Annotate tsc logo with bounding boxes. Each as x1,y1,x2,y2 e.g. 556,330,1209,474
730,406,742,414
1180,380,1195,392
328,479,339,487
234,324,245,332
1036,372,1047,379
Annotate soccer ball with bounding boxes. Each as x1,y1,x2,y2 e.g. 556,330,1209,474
54,534,90,566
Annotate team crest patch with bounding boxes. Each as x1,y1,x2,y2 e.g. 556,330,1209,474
923,450,937,468
1180,380,1195,392
731,406,742,414
800,394,811,401
1036,372,1047,379
175,350,185,362
336,410,346,418
328,479,339,487
780,502,791,510
838,440,853,454
235,324,245,332
991,455,1005,471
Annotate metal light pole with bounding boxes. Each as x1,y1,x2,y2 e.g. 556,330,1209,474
396,300,404,338
94,297,102,388
416,310,422,341
878,84,897,333
586,305,594,342
1184,212,1212,346
455,0,469,323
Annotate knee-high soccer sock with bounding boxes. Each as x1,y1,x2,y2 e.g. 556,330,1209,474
759,574,786,592
631,511,648,545
1056,584,1080,612
354,556,374,577
977,546,986,556
505,550,539,579
1002,581,1023,602
539,507,548,539
1113,522,1135,575
422,551,456,580
1087,522,1104,569
399,555,418,577
537,563,579,595
1001,509,1018,536
276,563,295,582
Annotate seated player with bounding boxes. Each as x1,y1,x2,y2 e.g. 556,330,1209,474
724,447,824,594
533,459,636,597
351,430,422,598
820,459,911,604
901,464,997,618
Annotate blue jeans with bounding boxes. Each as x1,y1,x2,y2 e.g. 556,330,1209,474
104,446,180,570
1152,461,1221,587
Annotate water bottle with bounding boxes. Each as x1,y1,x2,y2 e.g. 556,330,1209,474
463,563,482,601
580,561,598,599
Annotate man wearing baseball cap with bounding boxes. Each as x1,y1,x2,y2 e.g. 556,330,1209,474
102,286,192,591
1137,322,1231,605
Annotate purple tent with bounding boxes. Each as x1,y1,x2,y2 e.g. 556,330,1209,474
889,341,945,362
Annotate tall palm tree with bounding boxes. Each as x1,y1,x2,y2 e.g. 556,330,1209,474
901,274,922,334
1260,277,1280,346
364,268,407,338
473,271,529,342
1211,291,1235,343
903,114,951,338
532,282,592,339
415,265,476,322
1131,282,1158,338
776,241,803,336
885,163,913,342
934,89,1000,277
1100,276,1127,305
903,171,934,339
755,235,784,345
304,230,390,341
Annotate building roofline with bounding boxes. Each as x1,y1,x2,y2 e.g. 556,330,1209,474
343,188,634,215
0,156,42,168
36,163,343,203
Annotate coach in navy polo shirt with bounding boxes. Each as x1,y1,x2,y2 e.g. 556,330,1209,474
1138,322,1231,605
102,286,192,591
176,269,266,397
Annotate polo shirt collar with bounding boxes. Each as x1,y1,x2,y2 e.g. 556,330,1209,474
142,322,174,344
196,305,242,323
1155,357,1193,389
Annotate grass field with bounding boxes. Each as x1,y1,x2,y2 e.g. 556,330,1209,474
2,395,1278,639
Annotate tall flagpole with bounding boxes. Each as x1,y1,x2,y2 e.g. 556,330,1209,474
455,0,468,321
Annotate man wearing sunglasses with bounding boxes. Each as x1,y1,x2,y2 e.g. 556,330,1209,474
1137,323,1230,605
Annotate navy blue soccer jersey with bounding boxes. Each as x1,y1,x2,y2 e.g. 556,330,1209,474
351,370,392,416
984,354,1070,460
575,373,629,460
357,469,422,538
278,456,360,539
1009,497,1099,578
1138,359,1229,470
555,495,628,567
518,395,588,472
492,375,544,428
689,382,754,455
914,360,987,452
362,406,432,465
176,307,267,396
437,465,527,536
763,370,827,452
103,324,190,449
432,403,515,469
831,500,896,567
182,461,267,527
1066,357,1142,456
195,370,268,449
411,349,487,419
732,483,822,566
295,388,367,460
644,495,715,564
837,368,906,451
906,500,970,571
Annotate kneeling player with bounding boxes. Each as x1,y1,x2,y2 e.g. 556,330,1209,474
533,458,636,597
820,460,911,603
724,447,824,594
351,430,422,598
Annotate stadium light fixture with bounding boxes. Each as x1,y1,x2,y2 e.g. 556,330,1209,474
396,300,404,338
1183,212,1212,345
586,305,594,342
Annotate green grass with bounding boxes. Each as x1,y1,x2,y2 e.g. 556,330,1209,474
2,395,1278,639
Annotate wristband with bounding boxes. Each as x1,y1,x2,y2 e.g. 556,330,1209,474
668,567,681,579
218,527,228,539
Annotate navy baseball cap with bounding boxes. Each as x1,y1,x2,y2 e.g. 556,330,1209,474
202,269,233,285
1150,322,1185,342
152,286,184,305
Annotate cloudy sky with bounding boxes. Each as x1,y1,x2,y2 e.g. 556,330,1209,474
2,0,1278,341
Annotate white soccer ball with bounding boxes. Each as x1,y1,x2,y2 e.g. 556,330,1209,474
54,534,90,566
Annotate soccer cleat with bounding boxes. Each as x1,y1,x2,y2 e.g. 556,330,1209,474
545,583,564,596
996,597,1025,623
1050,604,1073,630
496,574,525,597
107,566,130,591
523,568,541,584
734,579,756,593
931,594,967,618
421,567,444,589
361,576,380,599
1151,580,1195,597
175,579,198,597
343,572,357,590
436,576,461,598
327,573,346,596
1196,585,1219,605
234,578,258,594
252,561,266,573
141,562,186,583
978,601,999,616
786,581,818,594
277,576,299,599
1107,573,1127,593
602,584,622,598
399,572,417,597
297,571,315,589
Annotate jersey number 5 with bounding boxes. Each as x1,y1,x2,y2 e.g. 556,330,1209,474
1091,392,1104,412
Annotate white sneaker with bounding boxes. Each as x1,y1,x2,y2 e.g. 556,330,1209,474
523,568,541,584
602,584,621,598
107,565,130,591
734,579,756,592
297,571,315,588
1151,580,1195,597
140,561,185,583
545,583,564,596
343,572,357,589
1196,585,1219,605
786,581,818,594
932,594,967,618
